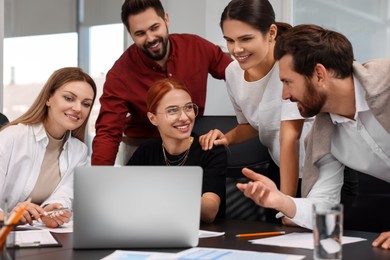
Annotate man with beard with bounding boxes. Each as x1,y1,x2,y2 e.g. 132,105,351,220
92,0,232,165
235,24,390,250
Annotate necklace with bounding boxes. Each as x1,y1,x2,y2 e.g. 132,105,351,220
162,137,193,166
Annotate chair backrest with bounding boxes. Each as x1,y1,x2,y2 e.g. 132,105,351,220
193,115,271,220
0,113,9,127
193,116,270,177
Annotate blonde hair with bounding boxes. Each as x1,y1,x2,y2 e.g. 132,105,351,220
2,67,97,142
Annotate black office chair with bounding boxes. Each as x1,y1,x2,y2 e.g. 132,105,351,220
0,112,9,127
342,171,390,232
193,115,272,221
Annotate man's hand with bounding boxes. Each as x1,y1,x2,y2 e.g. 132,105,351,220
236,168,297,219
372,231,390,250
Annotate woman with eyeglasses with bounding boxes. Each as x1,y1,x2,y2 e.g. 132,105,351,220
127,78,227,223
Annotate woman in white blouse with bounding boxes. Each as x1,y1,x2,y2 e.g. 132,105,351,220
0,67,96,228
200,0,312,201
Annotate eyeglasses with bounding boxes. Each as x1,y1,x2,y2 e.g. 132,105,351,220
155,103,199,120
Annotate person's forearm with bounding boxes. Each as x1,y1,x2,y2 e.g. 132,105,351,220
279,120,304,197
279,138,300,196
226,124,258,145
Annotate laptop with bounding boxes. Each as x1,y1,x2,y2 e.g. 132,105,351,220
73,166,203,249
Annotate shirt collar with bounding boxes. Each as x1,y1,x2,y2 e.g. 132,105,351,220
32,123,71,149
329,76,370,124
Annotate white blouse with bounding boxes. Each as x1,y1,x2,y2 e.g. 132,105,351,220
0,123,88,212
225,60,312,170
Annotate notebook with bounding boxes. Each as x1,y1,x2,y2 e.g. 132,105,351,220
73,166,203,249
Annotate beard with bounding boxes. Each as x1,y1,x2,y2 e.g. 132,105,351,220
142,35,169,61
295,80,326,118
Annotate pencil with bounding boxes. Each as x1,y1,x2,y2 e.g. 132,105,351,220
235,231,286,238
0,198,31,246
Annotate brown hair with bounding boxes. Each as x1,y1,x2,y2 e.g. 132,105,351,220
147,78,191,113
274,24,354,79
220,0,291,38
121,0,165,32
2,67,97,142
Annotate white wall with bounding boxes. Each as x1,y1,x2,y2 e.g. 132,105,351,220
164,0,234,115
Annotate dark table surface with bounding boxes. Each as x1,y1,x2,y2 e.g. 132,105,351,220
13,219,389,260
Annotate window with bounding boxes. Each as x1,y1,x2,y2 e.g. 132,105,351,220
87,23,125,152
3,33,78,120
293,0,390,62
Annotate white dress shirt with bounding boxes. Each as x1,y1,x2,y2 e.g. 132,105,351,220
0,123,88,212
290,77,390,229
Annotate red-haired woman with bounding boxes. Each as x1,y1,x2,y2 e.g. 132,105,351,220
127,78,226,223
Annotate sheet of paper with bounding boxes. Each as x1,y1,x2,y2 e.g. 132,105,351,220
18,220,73,233
102,248,304,260
175,247,305,260
100,250,177,260
250,232,366,249
15,230,59,246
199,230,225,238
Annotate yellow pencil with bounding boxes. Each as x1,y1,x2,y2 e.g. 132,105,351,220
236,231,286,238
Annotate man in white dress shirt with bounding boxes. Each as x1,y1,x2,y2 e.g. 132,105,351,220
236,24,390,250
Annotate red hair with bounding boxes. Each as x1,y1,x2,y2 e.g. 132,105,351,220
147,78,192,112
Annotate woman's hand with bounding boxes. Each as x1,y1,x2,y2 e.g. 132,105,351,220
11,201,46,225
199,129,228,150
41,203,72,228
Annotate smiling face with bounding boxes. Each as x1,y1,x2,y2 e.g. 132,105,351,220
128,7,170,63
222,19,274,71
148,89,195,144
45,81,94,138
280,55,326,118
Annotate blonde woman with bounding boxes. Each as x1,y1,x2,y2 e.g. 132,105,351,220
0,67,96,228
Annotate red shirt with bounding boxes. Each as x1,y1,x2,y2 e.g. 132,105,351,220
92,33,232,165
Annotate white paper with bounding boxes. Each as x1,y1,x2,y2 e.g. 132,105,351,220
20,223,221,237
250,232,366,249
320,238,342,254
199,230,225,238
15,230,59,246
18,220,73,233
175,247,305,260
102,248,305,260
101,250,177,260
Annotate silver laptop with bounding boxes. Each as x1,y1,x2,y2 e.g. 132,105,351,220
73,166,202,249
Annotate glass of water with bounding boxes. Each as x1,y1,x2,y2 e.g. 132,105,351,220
313,203,343,260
